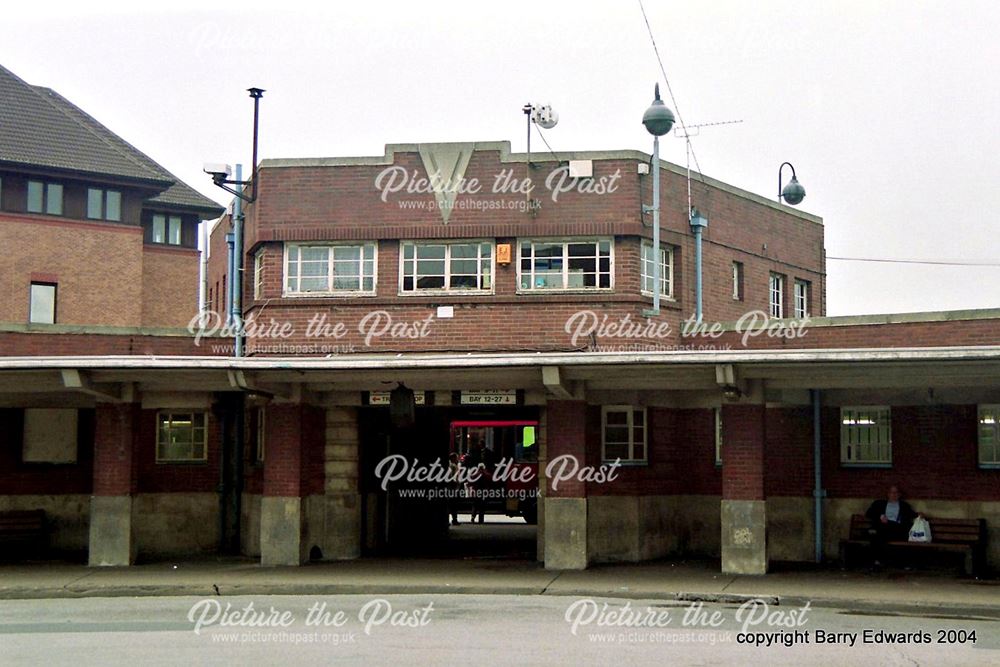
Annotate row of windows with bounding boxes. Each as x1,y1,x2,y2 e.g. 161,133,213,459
603,405,1000,468
22,179,122,222
259,239,675,300
768,272,811,319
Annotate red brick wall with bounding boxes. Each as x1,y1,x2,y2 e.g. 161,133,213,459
765,405,999,502
0,408,94,494
546,400,588,497
0,331,224,356
135,408,221,493
262,403,325,497
141,246,201,328
721,404,766,500
93,403,138,496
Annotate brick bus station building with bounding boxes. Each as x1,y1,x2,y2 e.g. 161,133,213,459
1,62,999,575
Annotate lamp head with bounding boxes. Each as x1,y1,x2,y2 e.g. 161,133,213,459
642,84,675,137
781,176,806,205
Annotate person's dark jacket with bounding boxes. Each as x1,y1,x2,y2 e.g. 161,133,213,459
865,498,917,528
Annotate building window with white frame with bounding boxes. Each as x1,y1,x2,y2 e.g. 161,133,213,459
641,241,673,298
285,243,377,295
794,279,810,318
519,239,612,291
253,249,265,300
400,241,492,292
732,261,744,301
156,412,208,462
978,405,1000,468
29,282,57,324
769,272,785,318
601,405,647,463
840,406,892,465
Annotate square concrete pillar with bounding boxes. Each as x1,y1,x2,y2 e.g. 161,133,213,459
721,499,767,574
720,403,768,574
260,496,304,566
88,495,137,566
544,497,588,569
89,403,138,566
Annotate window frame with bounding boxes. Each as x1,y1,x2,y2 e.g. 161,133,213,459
769,272,785,318
398,240,494,295
517,237,614,293
150,213,184,246
28,282,57,324
600,405,648,465
640,240,674,299
978,404,1000,469
284,242,378,296
714,407,723,466
253,249,265,300
27,180,63,216
86,188,122,222
794,279,810,318
840,405,892,467
732,261,744,301
155,411,209,463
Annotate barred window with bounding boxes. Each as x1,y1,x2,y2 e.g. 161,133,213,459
156,412,208,462
840,406,892,465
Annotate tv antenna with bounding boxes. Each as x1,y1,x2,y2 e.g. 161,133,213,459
672,118,743,220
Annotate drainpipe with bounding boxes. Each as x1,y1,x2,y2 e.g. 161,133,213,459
812,389,824,563
225,232,235,326
200,222,209,314
231,163,244,357
689,209,707,322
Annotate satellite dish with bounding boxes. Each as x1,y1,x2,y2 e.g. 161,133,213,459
530,104,559,129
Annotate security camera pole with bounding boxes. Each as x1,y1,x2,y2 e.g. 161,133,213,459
641,84,675,317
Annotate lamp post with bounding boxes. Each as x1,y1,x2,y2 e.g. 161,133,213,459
778,161,806,205
641,84,675,317
689,207,708,321
205,88,265,358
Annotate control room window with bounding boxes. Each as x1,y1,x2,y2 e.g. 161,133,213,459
601,405,647,464
27,180,63,215
29,282,57,324
87,188,122,221
979,405,1000,468
400,241,492,292
840,406,892,466
641,241,673,298
156,412,208,463
519,239,612,291
285,243,377,295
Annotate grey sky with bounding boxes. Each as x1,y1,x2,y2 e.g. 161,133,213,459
2,0,998,316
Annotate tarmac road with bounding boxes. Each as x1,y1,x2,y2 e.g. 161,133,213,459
1,594,998,666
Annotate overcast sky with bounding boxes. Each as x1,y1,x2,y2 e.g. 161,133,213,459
3,1,998,316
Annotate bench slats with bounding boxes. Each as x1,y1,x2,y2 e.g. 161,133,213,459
842,514,986,576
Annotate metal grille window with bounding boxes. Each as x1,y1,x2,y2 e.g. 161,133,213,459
769,273,785,318
285,243,377,294
400,241,492,292
601,406,647,463
979,405,1000,467
519,239,612,291
156,412,208,462
840,406,892,465
794,279,810,318
641,241,673,297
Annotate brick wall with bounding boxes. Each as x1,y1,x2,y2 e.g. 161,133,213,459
720,404,766,500
545,400,587,497
93,403,138,496
262,403,326,497
0,331,222,356
0,408,94,494
141,246,202,328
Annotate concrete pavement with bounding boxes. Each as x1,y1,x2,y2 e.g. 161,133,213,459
1,557,998,617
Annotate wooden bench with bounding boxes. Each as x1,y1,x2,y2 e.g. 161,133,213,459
840,514,986,576
0,510,48,557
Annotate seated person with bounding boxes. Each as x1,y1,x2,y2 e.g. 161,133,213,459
865,484,920,569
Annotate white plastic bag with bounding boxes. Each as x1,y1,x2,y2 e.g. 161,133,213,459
908,516,932,543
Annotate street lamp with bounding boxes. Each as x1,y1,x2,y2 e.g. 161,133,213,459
641,84,674,317
778,161,806,205
203,87,265,358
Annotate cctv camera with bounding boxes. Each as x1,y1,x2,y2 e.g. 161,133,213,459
203,163,232,181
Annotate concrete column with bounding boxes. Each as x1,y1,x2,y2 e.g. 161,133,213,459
89,403,138,566
261,404,305,566
720,403,768,574
321,406,361,559
543,400,588,570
